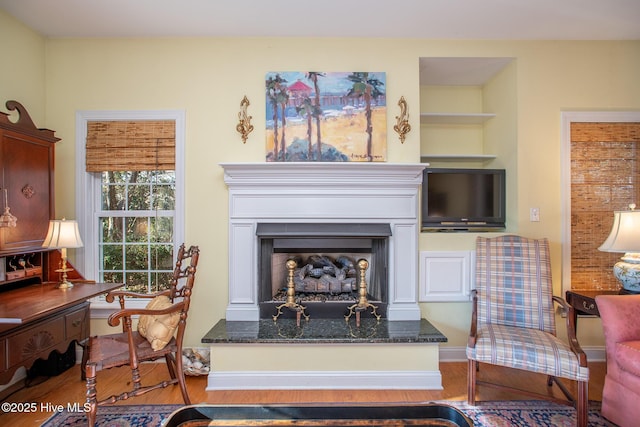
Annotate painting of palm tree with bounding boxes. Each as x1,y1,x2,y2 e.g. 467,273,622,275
265,71,386,162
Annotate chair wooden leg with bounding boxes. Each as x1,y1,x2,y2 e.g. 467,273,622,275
166,354,177,379
576,380,588,427
131,365,142,391
174,351,191,404
467,359,476,405
85,363,98,427
79,338,89,381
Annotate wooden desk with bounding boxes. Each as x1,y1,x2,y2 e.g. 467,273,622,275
0,282,122,391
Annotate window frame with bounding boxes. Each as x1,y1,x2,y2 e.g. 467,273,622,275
75,110,186,317
560,111,640,296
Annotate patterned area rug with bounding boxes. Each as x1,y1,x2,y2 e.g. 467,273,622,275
444,400,616,427
41,400,615,427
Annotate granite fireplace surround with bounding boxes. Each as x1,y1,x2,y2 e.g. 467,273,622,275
202,162,447,390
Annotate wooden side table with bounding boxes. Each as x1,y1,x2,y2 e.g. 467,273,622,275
565,289,621,326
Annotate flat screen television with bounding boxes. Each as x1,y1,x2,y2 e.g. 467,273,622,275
421,168,506,231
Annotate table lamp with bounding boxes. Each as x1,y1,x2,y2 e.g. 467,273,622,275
42,218,84,289
598,204,640,293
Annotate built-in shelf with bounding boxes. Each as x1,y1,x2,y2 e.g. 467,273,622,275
420,112,496,125
421,154,497,163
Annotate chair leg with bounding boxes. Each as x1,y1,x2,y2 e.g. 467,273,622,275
174,351,191,404
467,359,476,405
166,354,177,380
576,380,588,427
130,365,142,391
79,339,89,381
85,363,98,427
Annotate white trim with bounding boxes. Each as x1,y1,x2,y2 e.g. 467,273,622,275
560,111,640,295
206,370,443,390
75,109,186,314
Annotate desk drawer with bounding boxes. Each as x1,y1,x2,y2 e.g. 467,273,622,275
7,317,65,367
65,304,89,341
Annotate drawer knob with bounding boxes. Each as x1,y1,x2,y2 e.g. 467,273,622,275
72,319,82,327
582,301,595,310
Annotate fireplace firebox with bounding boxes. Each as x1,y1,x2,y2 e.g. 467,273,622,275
256,223,391,320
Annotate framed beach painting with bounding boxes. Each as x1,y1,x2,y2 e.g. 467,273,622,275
265,71,387,162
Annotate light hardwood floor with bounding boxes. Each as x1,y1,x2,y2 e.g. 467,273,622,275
0,361,605,426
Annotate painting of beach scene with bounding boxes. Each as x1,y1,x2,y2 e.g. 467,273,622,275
265,71,387,162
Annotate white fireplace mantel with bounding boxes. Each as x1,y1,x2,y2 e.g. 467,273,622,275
221,162,427,321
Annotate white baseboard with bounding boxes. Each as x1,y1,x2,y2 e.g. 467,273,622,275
206,370,443,390
438,346,606,363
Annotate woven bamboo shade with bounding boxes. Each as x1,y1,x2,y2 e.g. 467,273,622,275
570,122,640,290
86,120,175,172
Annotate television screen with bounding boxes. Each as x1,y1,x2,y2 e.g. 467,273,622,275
421,168,506,231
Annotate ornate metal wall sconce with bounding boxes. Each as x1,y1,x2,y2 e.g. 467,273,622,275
393,96,411,143
236,96,254,144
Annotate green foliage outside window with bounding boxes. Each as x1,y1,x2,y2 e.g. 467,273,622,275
99,170,176,294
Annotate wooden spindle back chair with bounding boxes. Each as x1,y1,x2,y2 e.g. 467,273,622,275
84,244,199,426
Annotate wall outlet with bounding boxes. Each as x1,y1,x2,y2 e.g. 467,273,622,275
530,207,540,222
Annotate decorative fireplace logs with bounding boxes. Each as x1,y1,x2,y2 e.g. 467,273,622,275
272,255,380,327
293,255,357,294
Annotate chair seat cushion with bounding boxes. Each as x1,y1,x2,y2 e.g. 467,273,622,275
87,331,177,371
467,324,589,381
137,295,181,350
616,340,640,377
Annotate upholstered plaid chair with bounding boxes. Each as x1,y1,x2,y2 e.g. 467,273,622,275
466,235,589,427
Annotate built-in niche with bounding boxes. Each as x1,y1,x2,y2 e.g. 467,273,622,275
418,57,517,234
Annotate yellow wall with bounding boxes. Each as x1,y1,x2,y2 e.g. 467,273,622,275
3,10,640,358
0,10,46,123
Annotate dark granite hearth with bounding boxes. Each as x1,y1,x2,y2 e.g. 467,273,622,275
202,318,447,344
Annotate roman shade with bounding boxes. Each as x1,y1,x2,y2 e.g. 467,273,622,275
86,120,175,172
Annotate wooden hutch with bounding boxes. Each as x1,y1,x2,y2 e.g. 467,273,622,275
0,101,118,398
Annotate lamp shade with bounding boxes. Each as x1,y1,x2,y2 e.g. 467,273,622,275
598,210,640,253
42,219,84,249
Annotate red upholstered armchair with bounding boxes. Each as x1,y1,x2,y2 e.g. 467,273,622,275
595,294,640,427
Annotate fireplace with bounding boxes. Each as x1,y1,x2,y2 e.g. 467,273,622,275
221,162,426,322
256,222,391,319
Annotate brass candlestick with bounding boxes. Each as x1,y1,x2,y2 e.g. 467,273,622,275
345,259,380,327
273,259,309,326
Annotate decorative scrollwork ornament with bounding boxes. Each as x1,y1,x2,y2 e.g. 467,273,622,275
236,96,254,144
393,96,411,143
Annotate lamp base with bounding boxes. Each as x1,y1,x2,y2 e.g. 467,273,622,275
55,267,74,290
613,258,640,293
58,280,74,290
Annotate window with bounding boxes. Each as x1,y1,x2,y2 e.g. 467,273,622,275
75,110,185,312
98,170,175,293
561,112,640,294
